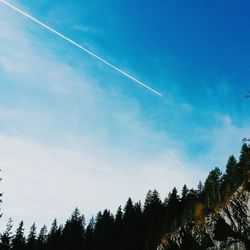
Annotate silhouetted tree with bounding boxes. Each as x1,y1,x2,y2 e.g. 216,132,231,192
62,208,85,250
144,190,163,250
47,219,62,250
26,223,37,250
94,209,114,250
37,225,47,250
85,217,94,250
204,167,222,209
167,187,181,230
12,221,26,250
223,155,239,193
0,218,13,250
239,143,250,182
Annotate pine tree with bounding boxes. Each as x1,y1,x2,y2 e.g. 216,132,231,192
62,208,85,250
113,206,123,248
12,221,26,250
204,167,222,208
47,219,62,250
143,190,163,250
26,223,37,250
239,143,250,181
224,155,239,193
0,218,13,250
93,209,115,250
197,181,203,197
85,217,95,250
181,185,189,203
167,187,181,230
37,225,47,250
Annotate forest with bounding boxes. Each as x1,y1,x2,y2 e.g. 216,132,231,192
0,143,249,250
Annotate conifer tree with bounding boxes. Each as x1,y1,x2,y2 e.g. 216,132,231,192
37,225,48,250
224,155,238,193
197,181,203,197
113,206,123,248
12,221,26,250
47,219,62,250
85,217,95,250
26,223,37,250
181,185,189,203
204,167,222,208
167,187,181,230
0,218,13,250
62,208,85,250
239,143,250,181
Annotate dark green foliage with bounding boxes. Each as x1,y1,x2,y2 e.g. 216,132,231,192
37,225,47,250
85,217,94,250
62,208,85,250
167,187,181,230
94,209,115,250
0,218,13,250
11,221,26,250
120,198,144,250
47,219,62,250
204,167,222,208
26,223,37,250
239,143,250,181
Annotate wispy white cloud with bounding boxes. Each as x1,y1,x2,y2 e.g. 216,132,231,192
0,134,206,232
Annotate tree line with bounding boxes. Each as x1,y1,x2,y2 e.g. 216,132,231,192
0,143,249,250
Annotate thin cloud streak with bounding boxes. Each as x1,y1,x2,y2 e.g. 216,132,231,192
0,0,162,97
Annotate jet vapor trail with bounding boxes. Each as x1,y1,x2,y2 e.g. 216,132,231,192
0,0,162,97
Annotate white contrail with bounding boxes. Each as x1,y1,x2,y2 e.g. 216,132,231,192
0,0,162,97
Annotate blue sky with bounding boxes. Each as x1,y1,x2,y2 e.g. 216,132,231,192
0,0,250,231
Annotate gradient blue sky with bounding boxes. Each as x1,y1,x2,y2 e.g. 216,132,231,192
0,0,250,231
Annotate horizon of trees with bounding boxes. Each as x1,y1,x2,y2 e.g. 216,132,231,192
0,143,249,250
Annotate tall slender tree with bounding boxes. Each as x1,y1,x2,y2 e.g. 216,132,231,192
37,225,48,250
62,208,85,250
0,218,13,250
47,219,62,250
12,221,26,250
26,223,37,250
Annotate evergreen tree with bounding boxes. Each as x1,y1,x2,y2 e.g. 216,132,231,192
113,206,123,249
144,190,163,250
0,218,13,250
167,187,181,230
120,198,141,250
186,188,198,220
204,167,222,208
181,185,189,203
12,221,26,250
94,209,115,250
85,217,95,250
239,143,250,181
47,219,62,250
224,155,239,193
197,181,203,197
37,225,47,250
62,208,85,250
26,223,37,250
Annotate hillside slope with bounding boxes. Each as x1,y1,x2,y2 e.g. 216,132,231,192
158,187,250,250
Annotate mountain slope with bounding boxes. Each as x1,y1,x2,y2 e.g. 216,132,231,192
157,186,250,250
